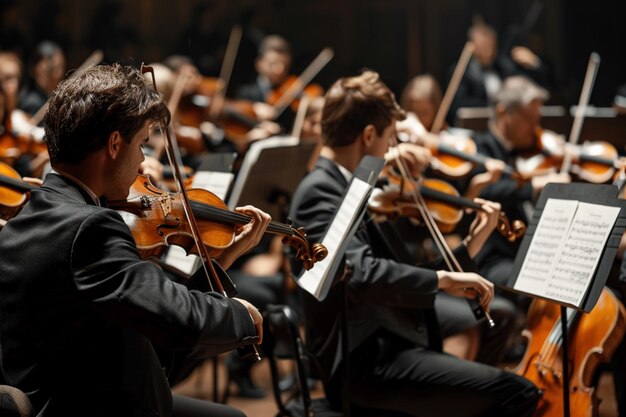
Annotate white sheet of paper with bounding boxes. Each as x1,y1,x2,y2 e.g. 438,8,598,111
163,246,200,276
191,171,234,201
515,198,620,307
298,177,371,300
546,202,620,305
515,198,578,296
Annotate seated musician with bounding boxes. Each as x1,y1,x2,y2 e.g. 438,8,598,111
449,18,549,125
18,40,66,116
235,34,296,132
0,64,269,417
0,50,48,177
400,74,442,132
469,75,569,288
289,70,538,416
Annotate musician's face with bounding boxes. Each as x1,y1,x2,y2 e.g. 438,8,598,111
408,98,437,132
505,100,542,150
107,121,149,200
0,60,21,101
257,51,291,87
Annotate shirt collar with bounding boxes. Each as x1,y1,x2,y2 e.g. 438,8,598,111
488,120,514,153
330,160,353,183
50,168,101,206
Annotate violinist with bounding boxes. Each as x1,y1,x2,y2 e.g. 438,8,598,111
0,64,269,417
289,70,538,416
235,34,296,131
18,40,66,116
400,74,442,132
0,50,48,177
449,19,549,125
469,75,570,288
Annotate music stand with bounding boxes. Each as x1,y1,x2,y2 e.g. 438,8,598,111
227,136,318,222
506,182,626,417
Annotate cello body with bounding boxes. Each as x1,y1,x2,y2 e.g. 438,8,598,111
514,288,626,417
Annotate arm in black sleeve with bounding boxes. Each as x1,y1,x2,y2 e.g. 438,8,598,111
70,209,257,358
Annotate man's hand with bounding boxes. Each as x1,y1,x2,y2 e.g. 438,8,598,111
385,142,432,178
464,199,501,258
217,205,271,270
232,297,263,343
437,270,494,312
511,46,541,70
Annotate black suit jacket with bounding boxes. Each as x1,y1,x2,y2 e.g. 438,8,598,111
0,173,256,416
289,157,450,382
469,129,534,265
448,55,549,125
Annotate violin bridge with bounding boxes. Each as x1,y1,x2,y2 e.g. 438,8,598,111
158,193,172,217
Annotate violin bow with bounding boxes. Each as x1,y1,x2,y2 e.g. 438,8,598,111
430,42,474,134
290,95,310,138
31,49,104,126
388,142,496,327
208,25,243,121
143,63,261,360
272,47,334,119
560,52,601,175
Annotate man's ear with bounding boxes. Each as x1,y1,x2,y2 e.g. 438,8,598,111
361,124,376,150
107,131,123,160
495,103,507,118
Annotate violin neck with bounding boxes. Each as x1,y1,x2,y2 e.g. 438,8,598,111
189,200,294,236
0,174,35,193
420,184,481,211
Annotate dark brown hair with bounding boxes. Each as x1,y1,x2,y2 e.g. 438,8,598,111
321,70,405,147
44,64,170,165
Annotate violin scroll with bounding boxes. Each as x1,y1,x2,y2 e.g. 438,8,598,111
282,226,329,271
496,213,527,243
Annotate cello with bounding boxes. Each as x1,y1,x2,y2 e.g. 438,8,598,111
513,288,626,417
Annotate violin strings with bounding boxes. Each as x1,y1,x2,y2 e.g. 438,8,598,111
139,192,294,235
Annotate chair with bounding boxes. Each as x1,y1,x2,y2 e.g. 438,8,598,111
0,385,34,417
263,304,342,417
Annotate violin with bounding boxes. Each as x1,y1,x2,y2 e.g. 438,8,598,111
110,174,328,271
369,175,526,242
399,113,518,180
0,161,36,220
516,128,621,184
266,75,324,112
517,53,617,184
513,287,626,417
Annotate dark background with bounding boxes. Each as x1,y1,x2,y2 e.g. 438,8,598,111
2,0,626,108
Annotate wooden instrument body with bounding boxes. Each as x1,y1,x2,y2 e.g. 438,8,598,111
514,288,626,417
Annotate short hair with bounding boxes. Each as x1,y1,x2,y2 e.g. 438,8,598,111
258,35,291,57
321,70,406,147
467,17,497,41
30,40,63,68
400,74,442,110
493,75,549,112
44,64,170,165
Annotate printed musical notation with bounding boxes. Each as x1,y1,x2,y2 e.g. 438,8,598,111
515,199,620,307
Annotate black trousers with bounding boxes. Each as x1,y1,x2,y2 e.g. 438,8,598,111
326,333,538,417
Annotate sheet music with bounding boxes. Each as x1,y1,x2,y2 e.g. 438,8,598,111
163,246,200,276
298,177,372,300
515,198,620,307
191,171,234,201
